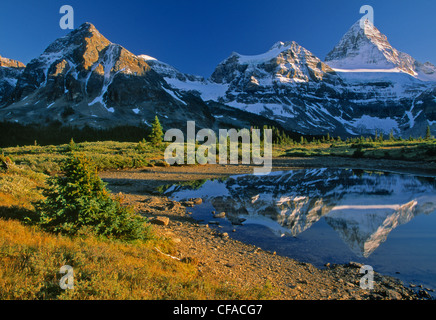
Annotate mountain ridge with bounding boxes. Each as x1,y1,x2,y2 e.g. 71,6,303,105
1,21,435,137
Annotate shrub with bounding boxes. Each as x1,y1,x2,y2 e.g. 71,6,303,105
34,153,151,241
352,146,365,158
0,154,13,171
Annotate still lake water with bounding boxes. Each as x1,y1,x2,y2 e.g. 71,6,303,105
164,168,436,293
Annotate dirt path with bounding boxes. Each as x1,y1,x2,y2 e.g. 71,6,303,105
99,157,436,300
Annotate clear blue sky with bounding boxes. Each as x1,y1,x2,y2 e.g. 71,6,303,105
1,0,435,77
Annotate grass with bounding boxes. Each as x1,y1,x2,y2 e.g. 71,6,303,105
0,218,276,300
2,140,166,174
274,139,436,162
0,148,278,300
3,138,435,176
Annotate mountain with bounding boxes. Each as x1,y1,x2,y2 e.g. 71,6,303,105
157,20,436,137
1,20,436,137
0,55,25,104
325,19,436,81
0,23,215,129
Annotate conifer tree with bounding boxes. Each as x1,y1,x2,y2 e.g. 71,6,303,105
149,115,164,147
425,125,432,140
389,129,395,141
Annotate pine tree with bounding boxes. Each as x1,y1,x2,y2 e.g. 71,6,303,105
34,153,150,240
425,125,432,140
149,115,164,146
67,138,78,152
389,129,395,141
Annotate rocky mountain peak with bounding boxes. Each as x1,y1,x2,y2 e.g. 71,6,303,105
210,40,336,85
0,55,25,68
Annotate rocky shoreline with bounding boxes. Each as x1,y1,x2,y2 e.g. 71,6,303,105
99,157,436,300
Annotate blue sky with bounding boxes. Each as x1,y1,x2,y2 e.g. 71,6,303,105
1,0,435,77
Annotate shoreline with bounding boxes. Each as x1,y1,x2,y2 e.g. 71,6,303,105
99,157,436,300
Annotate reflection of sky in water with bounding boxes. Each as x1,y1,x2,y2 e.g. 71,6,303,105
165,168,436,292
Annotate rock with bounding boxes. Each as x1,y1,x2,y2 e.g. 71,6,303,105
172,237,182,243
387,289,402,300
228,217,246,225
418,290,432,299
181,257,198,265
208,221,219,225
220,232,229,238
151,216,170,226
168,202,181,210
213,212,226,218
347,261,364,268
183,201,195,207
190,198,203,205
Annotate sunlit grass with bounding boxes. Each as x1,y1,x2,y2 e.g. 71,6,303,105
0,218,277,300
0,151,278,300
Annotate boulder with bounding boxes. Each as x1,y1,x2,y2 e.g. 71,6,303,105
151,216,170,226
213,212,226,218
191,198,203,205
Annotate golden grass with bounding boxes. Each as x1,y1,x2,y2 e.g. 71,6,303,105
0,160,277,300
0,219,277,300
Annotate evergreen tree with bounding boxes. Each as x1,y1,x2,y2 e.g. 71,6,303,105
67,138,78,152
389,129,395,141
149,115,164,146
378,133,384,142
425,125,432,140
34,153,150,240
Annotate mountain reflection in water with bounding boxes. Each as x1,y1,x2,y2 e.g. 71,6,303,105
165,168,436,259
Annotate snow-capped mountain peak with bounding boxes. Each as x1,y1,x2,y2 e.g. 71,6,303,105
325,19,436,81
210,40,336,85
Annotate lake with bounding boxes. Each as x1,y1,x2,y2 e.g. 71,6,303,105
164,168,436,293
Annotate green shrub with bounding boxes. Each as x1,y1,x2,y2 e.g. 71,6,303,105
34,153,151,241
352,146,365,158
